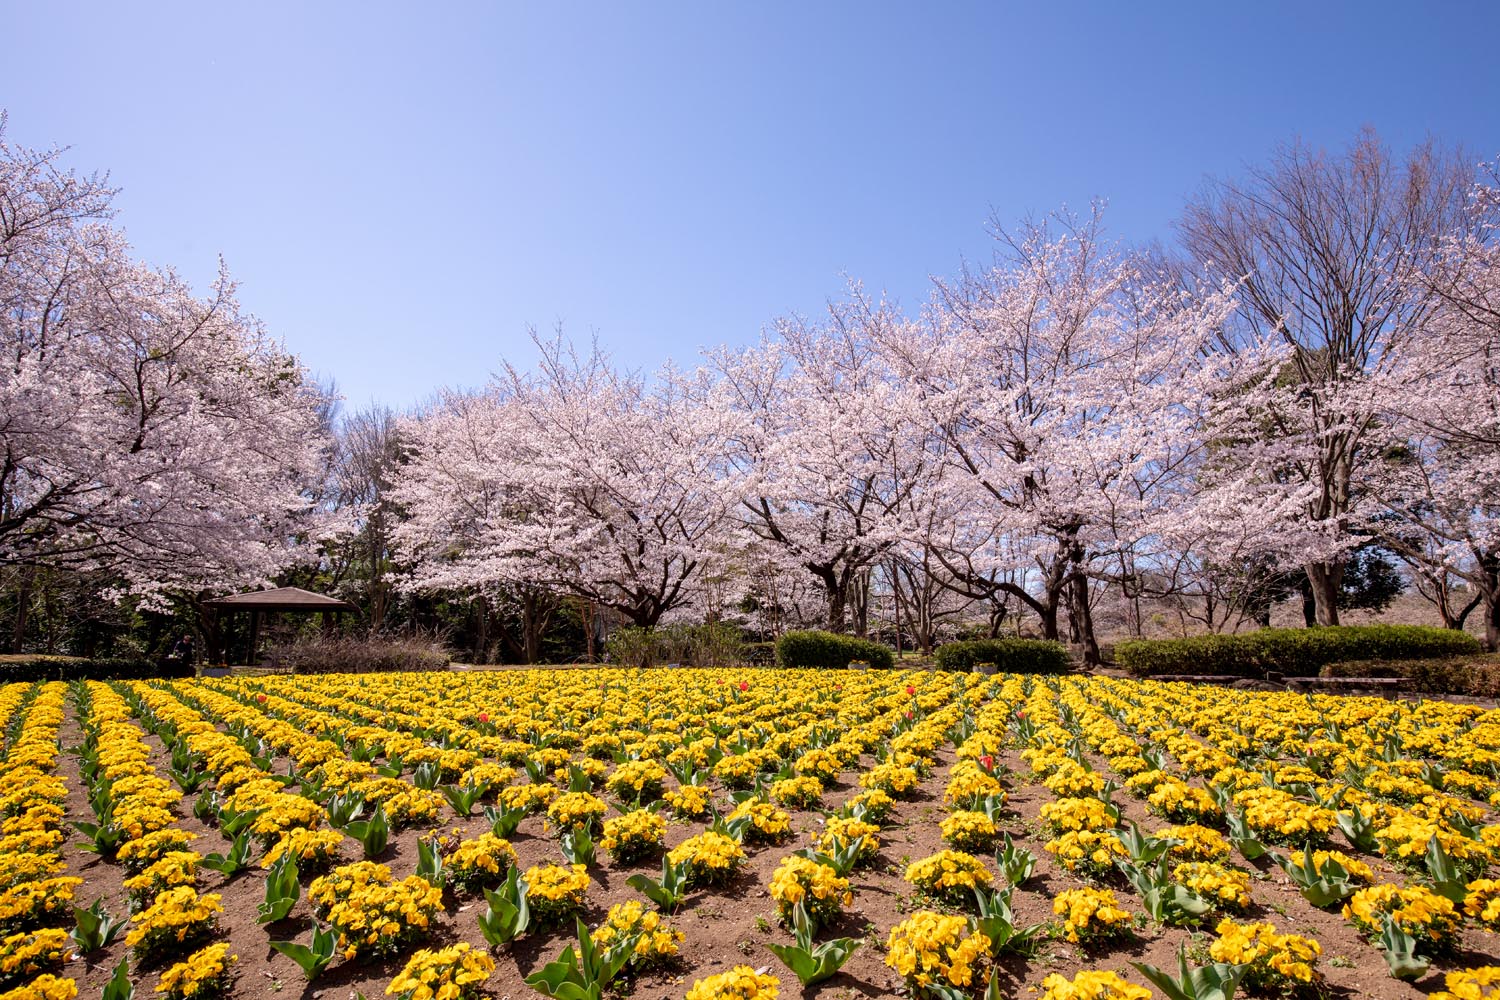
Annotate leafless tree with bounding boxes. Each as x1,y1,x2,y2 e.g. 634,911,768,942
1179,128,1475,624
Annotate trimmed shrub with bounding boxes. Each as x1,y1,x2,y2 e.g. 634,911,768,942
1117,625,1481,678
272,635,450,674
775,630,894,670
933,639,1071,674
1405,658,1500,698
604,623,745,668
0,657,194,683
1322,656,1500,697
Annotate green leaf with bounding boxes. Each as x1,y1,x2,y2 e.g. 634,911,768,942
484,802,526,837
102,957,134,1000
1132,946,1247,1000
257,855,301,924
271,923,337,981
479,867,531,946
201,831,254,876
70,898,125,954
1377,915,1431,980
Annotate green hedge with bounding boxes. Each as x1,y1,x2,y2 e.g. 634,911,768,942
1117,625,1481,678
933,639,1072,674
1322,657,1500,697
0,658,196,683
775,630,894,670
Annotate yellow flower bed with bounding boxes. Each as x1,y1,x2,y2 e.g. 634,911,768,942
1054,888,1134,944
444,833,519,892
668,831,746,887
125,887,223,962
885,911,990,992
600,810,667,864
1039,971,1151,1000
155,942,236,1000
386,942,494,1000
768,855,851,928
522,863,591,925
592,900,683,969
1433,967,1500,1000
904,849,993,903
321,873,445,960
12,665,1500,999
815,816,881,863
685,965,779,1000
1210,918,1321,992
1344,883,1462,949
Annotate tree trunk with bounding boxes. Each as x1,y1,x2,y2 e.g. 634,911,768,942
1297,577,1317,627
472,594,489,665
1068,564,1101,666
987,602,1007,639
814,566,848,634
850,571,869,638
8,568,34,653
1305,561,1343,626
521,590,552,665
1485,589,1500,654
1036,598,1060,641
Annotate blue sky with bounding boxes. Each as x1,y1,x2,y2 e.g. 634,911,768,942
4,2,1498,409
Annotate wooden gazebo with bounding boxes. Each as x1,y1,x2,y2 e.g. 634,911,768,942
203,587,356,665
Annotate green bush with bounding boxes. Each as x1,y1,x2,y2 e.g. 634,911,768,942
0,657,194,683
1404,658,1500,698
932,639,1071,674
604,622,745,668
1117,625,1481,678
775,630,894,670
1322,656,1500,697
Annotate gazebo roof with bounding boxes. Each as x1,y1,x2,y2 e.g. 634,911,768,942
203,586,356,612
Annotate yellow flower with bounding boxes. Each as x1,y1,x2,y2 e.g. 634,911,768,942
685,965,779,1000
386,943,494,1000
1038,970,1151,1000
768,856,852,928
904,850,993,903
1053,888,1134,944
885,911,990,989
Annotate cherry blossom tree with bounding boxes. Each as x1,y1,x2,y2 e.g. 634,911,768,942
0,121,330,602
392,335,738,633
873,208,1247,662
707,304,933,634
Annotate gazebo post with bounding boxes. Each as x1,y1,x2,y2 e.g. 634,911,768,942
248,610,260,667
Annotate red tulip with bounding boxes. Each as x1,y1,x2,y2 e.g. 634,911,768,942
1017,710,1027,720
477,712,489,723
905,684,916,696
739,681,749,692
255,693,267,704
979,754,994,771
904,710,914,720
